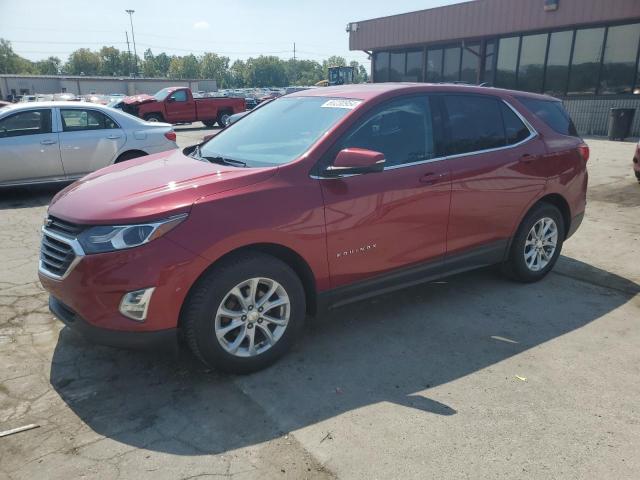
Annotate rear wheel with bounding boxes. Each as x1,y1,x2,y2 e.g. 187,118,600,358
182,253,306,374
144,113,164,123
202,120,216,128
502,202,565,283
217,111,231,128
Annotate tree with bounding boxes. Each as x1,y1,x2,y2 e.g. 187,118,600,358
0,39,35,74
229,60,247,87
168,56,183,79
142,48,156,77
200,52,230,86
350,60,369,83
98,46,122,76
181,54,200,79
154,53,171,77
285,59,323,86
35,56,61,75
245,56,288,87
65,48,101,75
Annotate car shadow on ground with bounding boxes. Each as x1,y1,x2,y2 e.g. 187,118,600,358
49,258,639,455
0,183,67,210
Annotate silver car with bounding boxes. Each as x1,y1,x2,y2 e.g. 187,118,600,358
0,101,178,187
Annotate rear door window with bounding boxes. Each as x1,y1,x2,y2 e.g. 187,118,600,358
0,109,52,138
442,95,506,155
501,103,531,145
517,97,578,137
60,109,119,131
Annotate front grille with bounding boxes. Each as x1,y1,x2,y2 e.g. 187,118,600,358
46,216,83,237
40,217,85,279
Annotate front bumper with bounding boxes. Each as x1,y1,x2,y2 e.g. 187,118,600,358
39,235,211,334
50,296,177,348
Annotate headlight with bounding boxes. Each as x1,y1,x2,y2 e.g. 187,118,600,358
77,213,188,254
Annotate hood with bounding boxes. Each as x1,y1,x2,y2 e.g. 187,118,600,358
49,150,276,224
122,94,157,106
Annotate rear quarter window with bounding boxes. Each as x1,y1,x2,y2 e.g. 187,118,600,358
517,97,579,137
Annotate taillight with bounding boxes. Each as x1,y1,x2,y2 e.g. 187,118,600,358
578,144,589,162
164,131,177,142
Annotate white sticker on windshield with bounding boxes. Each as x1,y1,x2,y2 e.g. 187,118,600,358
321,99,362,109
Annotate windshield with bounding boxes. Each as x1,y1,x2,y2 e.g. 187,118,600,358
200,96,360,167
153,88,172,101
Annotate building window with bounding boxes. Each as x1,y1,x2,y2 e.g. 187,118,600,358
389,52,406,81
442,46,461,82
484,40,497,86
461,43,480,84
517,33,548,93
496,36,519,89
568,27,606,95
426,49,443,82
406,50,424,82
544,30,573,96
374,52,390,82
600,23,640,94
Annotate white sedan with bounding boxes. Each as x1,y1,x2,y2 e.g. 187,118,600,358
0,101,178,187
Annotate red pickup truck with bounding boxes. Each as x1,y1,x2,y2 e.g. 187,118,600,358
119,87,245,127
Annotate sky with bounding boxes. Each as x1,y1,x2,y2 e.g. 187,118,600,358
0,0,463,70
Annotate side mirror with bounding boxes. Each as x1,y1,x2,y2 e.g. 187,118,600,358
167,97,175,103
324,148,385,177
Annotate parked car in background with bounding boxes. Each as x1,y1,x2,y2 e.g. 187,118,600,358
0,101,177,187
114,87,245,127
39,84,588,374
634,141,640,182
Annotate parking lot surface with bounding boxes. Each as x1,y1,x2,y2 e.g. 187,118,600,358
0,135,638,479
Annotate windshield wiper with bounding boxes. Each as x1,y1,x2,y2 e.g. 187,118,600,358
202,156,247,168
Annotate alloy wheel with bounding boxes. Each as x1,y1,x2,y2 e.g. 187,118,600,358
524,217,558,272
214,277,290,358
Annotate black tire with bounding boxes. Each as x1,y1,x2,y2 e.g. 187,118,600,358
216,111,231,128
144,113,164,122
182,252,306,374
502,202,565,283
202,120,217,128
115,150,146,163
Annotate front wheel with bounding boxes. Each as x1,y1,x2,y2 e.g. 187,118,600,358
502,202,565,283
182,253,306,374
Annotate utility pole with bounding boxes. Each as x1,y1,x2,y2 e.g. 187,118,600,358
125,31,132,76
125,9,138,76
292,42,296,86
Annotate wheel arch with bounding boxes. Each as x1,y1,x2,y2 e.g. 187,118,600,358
504,193,572,262
178,242,318,329
115,149,148,163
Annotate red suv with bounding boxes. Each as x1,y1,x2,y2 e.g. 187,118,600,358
39,84,588,373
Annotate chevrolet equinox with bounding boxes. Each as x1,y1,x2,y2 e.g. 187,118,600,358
39,84,588,373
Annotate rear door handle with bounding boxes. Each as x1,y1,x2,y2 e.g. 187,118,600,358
40,139,57,145
107,135,122,140
519,154,537,164
419,172,447,185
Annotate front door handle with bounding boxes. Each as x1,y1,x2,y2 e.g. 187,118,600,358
519,154,537,164
40,139,57,145
107,135,122,140
419,172,447,185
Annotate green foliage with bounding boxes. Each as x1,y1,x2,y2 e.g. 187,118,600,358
0,38,370,87
35,57,61,75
